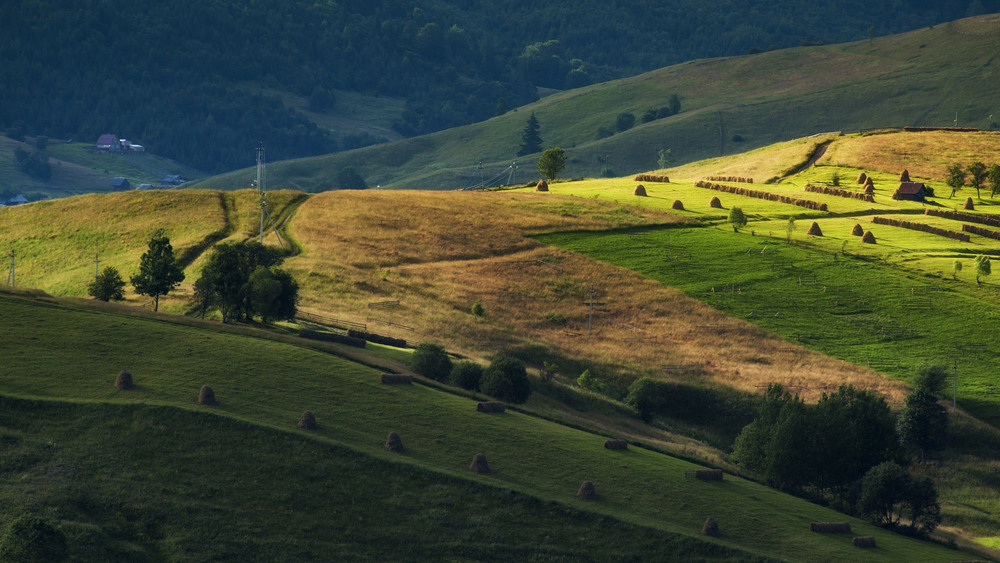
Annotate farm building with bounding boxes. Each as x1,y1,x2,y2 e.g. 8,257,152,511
111,177,130,190
892,182,927,202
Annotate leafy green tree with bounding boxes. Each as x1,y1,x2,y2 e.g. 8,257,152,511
904,475,942,535
811,385,897,491
857,461,910,527
731,385,813,492
946,163,966,198
248,267,298,323
953,259,963,279
657,148,673,169
989,164,1000,198
131,235,184,311
193,242,288,322
410,343,453,382
88,266,126,302
34,136,48,151
335,167,368,190
615,112,635,132
975,254,991,284
668,94,681,115
0,515,67,562
480,355,531,403
968,161,987,198
728,206,747,231
450,361,483,391
517,112,542,156
897,389,947,462
537,147,566,180
624,376,667,421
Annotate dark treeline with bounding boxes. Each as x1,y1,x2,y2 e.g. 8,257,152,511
0,0,994,172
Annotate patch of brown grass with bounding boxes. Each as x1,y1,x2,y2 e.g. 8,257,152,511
820,131,1000,181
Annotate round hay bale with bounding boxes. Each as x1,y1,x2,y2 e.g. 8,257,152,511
385,431,405,453
862,230,877,244
576,480,597,500
709,196,722,208
114,370,134,390
702,517,721,537
671,199,684,210
806,221,823,236
297,411,318,430
856,172,868,184
469,452,490,474
899,169,910,182
603,439,628,451
851,223,864,236
852,536,877,548
633,184,647,196
536,179,549,192
964,197,975,210
198,385,217,406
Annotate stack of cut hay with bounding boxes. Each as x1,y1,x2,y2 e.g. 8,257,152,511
603,439,628,450
476,402,506,413
671,200,684,210
809,522,851,533
701,517,721,537
469,453,490,473
856,172,868,184
899,169,910,182
298,411,318,430
381,373,412,385
576,480,597,500
709,196,722,208
633,184,647,196
864,182,875,195
536,180,549,192
198,385,218,406
694,469,724,481
862,230,877,244
807,221,823,236
385,432,405,453
852,536,876,548
114,370,134,390
851,224,864,236
964,197,975,210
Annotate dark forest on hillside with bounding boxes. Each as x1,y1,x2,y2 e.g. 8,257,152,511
0,0,995,172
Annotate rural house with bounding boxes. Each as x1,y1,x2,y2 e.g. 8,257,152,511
892,182,927,202
111,177,130,190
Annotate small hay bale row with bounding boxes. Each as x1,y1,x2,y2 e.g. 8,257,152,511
851,223,864,236
381,374,413,385
603,439,628,450
114,370,134,390
964,197,976,210
871,216,971,242
476,401,506,414
856,172,868,184
709,196,722,208
298,411,318,430
693,181,828,211
810,522,852,533
806,221,823,236
576,480,597,500
702,517,721,537
803,184,874,202
634,173,670,183
694,469,724,481
348,330,407,348
925,208,1000,228
706,175,753,183
299,329,366,348
852,536,876,548
536,180,549,192
633,184,647,196
962,224,1000,241
862,230,877,244
671,199,684,210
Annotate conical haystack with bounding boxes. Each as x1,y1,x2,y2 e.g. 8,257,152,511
702,517,721,537
964,197,975,210
864,183,875,195
114,370,134,390
297,411,318,430
899,169,910,182
536,179,549,192
198,385,217,406
576,480,597,500
385,431,405,453
856,172,868,184
709,196,722,208
469,452,490,474
862,230,877,244
807,221,823,236
671,199,684,210
851,223,864,236
633,184,647,196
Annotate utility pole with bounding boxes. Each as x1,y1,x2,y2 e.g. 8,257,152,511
95,253,101,279
257,142,266,244
582,288,606,335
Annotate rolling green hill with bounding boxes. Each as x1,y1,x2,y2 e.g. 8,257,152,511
186,14,1000,192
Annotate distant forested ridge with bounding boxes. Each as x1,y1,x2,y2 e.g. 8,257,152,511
0,0,994,172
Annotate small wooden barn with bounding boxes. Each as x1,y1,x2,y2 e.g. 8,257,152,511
891,182,927,202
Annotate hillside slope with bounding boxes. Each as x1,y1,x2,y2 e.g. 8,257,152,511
186,14,1000,191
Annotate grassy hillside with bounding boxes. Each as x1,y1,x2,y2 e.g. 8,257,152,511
186,14,1000,192
0,289,967,561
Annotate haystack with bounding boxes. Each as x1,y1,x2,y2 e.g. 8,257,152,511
864,182,875,195
198,385,217,406
709,196,722,208
633,184,647,196
852,536,876,548
864,176,875,189
806,221,823,236
810,522,852,533
701,517,721,537
694,469,724,481
671,199,684,210
856,172,868,184
851,223,864,236
114,370,134,390
536,179,549,192
603,439,628,451
899,169,910,182
381,373,412,385
385,431,405,453
862,230,877,244
469,453,490,474
297,411,318,430
476,401,506,414
964,197,975,210
576,480,597,500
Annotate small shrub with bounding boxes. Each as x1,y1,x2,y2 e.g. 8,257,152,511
831,171,841,186
728,206,747,231
470,300,485,317
451,361,483,391
480,356,531,404
544,312,567,325
410,343,453,382
624,377,666,421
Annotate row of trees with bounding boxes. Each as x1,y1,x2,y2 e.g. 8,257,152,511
945,161,1000,198
88,236,297,323
731,367,949,534
409,343,532,403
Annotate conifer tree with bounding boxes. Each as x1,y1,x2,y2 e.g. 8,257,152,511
517,112,542,156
